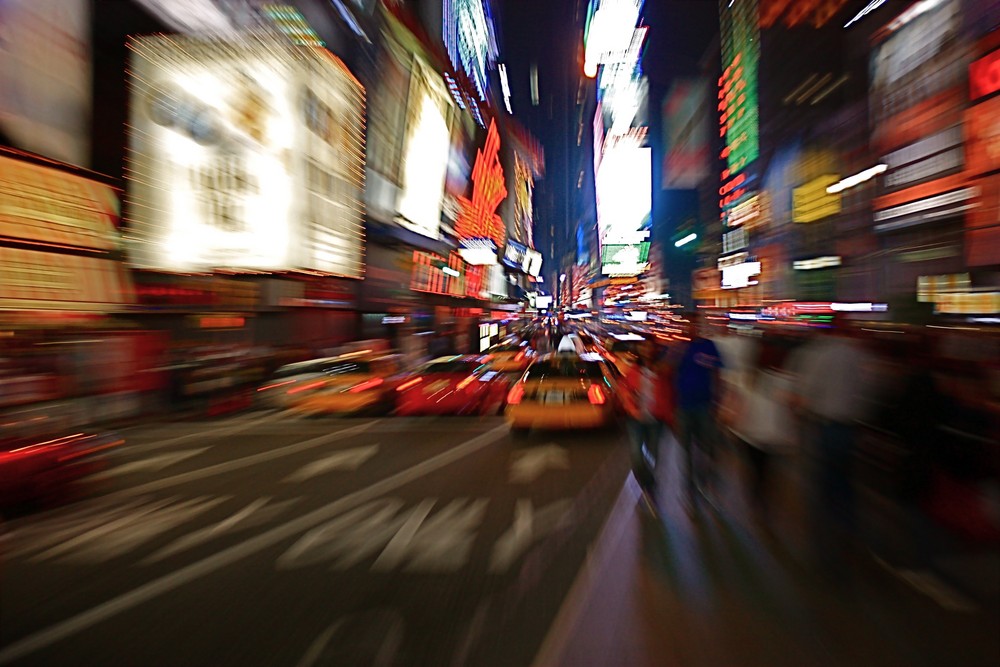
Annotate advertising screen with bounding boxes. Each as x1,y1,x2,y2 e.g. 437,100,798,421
398,62,452,240
126,35,366,276
502,240,530,271
596,145,651,244
719,0,759,176
0,0,91,166
601,242,650,276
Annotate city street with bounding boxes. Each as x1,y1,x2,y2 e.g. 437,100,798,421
0,412,629,667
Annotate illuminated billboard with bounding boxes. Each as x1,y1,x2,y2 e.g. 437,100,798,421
0,0,91,166
126,35,366,276
719,0,759,176
596,144,651,246
601,242,650,276
399,62,453,240
792,175,841,222
456,119,507,265
443,0,498,102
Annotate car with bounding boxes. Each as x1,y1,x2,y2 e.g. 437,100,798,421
1,416,123,509
504,352,624,435
260,352,406,416
395,356,511,416
256,356,349,410
602,333,646,376
484,341,535,374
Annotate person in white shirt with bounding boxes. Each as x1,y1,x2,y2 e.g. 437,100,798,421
731,335,796,523
790,314,877,576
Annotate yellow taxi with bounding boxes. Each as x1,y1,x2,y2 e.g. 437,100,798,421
504,351,624,436
485,341,535,374
277,352,405,416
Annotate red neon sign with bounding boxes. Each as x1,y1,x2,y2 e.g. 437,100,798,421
970,49,1000,101
455,119,507,246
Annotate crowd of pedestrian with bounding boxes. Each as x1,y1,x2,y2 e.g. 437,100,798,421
618,311,1000,577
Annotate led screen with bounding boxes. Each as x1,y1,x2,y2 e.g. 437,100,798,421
719,0,759,175
596,145,651,245
399,66,452,240
126,35,366,275
601,242,651,276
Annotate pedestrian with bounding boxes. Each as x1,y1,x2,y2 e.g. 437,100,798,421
622,345,675,500
790,314,878,578
729,335,797,523
674,312,725,506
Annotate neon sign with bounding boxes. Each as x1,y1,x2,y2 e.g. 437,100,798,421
970,49,1000,101
456,118,507,250
719,0,759,176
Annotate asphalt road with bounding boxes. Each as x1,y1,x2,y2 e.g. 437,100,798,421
0,412,629,667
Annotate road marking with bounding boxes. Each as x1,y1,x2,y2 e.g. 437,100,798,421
509,443,569,484
296,620,344,667
370,500,437,571
278,497,488,573
6,497,154,558
489,498,572,573
118,421,378,497
374,498,487,572
530,474,641,667
282,444,380,482
89,448,209,481
142,496,300,564
0,422,509,665
125,410,283,453
24,496,229,564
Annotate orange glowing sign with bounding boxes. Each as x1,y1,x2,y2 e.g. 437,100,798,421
455,119,507,246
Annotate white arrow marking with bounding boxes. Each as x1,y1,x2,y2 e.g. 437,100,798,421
282,444,380,483
29,496,230,564
489,498,572,573
508,444,570,484
90,448,209,481
142,496,300,564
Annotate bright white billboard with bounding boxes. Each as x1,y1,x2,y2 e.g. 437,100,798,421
126,35,366,276
397,60,453,240
596,144,650,275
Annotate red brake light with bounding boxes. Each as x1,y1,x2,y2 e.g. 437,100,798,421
515,351,525,361
397,377,423,392
456,375,476,391
348,377,384,393
587,385,606,405
507,384,525,405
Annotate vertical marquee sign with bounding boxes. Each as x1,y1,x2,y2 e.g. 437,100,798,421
456,118,507,265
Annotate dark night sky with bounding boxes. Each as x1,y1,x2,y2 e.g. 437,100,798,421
494,0,719,269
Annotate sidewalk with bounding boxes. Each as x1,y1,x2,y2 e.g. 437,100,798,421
536,434,1000,667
